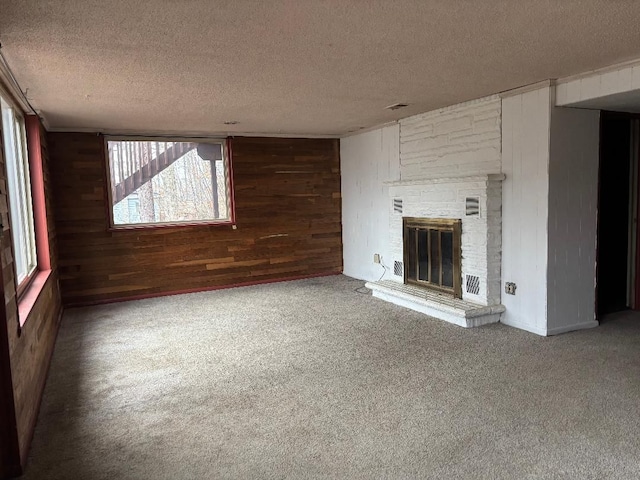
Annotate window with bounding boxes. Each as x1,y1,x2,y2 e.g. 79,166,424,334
106,138,233,228
1,96,36,287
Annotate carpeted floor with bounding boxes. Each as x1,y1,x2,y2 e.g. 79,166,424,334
22,275,640,479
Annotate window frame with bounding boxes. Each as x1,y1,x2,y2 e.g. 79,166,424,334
0,85,52,330
0,95,38,296
103,136,236,231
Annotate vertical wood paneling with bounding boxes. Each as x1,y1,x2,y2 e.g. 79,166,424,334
501,87,552,335
0,271,19,478
48,134,342,305
7,275,60,468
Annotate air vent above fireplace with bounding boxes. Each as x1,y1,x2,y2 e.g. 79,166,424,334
465,197,480,216
393,198,403,214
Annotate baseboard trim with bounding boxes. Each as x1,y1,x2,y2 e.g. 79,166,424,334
64,271,342,308
500,317,549,336
546,320,599,336
500,318,600,337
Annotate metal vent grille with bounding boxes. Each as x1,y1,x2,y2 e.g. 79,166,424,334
393,261,403,276
465,197,480,216
386,103,409,111
466,275,480,295
393,198,403,214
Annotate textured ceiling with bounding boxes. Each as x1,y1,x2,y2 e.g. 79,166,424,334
1,1,640,136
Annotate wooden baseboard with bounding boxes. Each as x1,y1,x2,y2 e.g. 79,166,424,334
64,271,342,308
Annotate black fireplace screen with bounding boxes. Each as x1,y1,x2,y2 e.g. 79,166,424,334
403,217,462,298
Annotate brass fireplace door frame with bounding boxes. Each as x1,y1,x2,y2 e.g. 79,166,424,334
402,217,462,298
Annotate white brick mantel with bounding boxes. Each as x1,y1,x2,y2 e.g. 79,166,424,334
384,173,506,187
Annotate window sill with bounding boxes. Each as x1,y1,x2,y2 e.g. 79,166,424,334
18,269,53,328
108,220,237,232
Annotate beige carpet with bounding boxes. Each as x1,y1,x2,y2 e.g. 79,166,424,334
22,275,640,479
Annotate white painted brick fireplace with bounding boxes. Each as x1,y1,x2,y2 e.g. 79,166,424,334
345,85,605,335
365,95,506,327
386,174,504,305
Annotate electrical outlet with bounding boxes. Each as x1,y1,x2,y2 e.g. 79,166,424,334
373,253,381,264
505,282,517,295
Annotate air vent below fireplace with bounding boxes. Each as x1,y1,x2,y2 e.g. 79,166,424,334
466,275,480,295
394,261,403,276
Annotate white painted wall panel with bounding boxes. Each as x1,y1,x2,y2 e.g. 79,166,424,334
501,87,552,335
341,125,400,281
556,61,640,111
547,107,600,334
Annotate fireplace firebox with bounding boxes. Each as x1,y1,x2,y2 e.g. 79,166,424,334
403,217,462,298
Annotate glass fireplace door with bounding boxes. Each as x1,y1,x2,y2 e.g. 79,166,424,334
403,218,462,298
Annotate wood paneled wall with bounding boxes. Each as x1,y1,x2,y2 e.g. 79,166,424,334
0,304,19,478
48,134,342,305
1,118,62,476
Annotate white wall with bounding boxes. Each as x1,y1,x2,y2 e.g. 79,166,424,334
501,87,552,335
546,107,600,334
341,125,400,281
399,96,502,179
342,87,601,336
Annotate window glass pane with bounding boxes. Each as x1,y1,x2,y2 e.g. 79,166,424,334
1,97,37,285
430,229,440,285
15,119,36,273
441,231,454,288
406,228,417,281
417,229,429,281
108,140,231,226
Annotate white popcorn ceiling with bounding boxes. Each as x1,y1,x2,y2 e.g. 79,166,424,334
1,0,640,136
